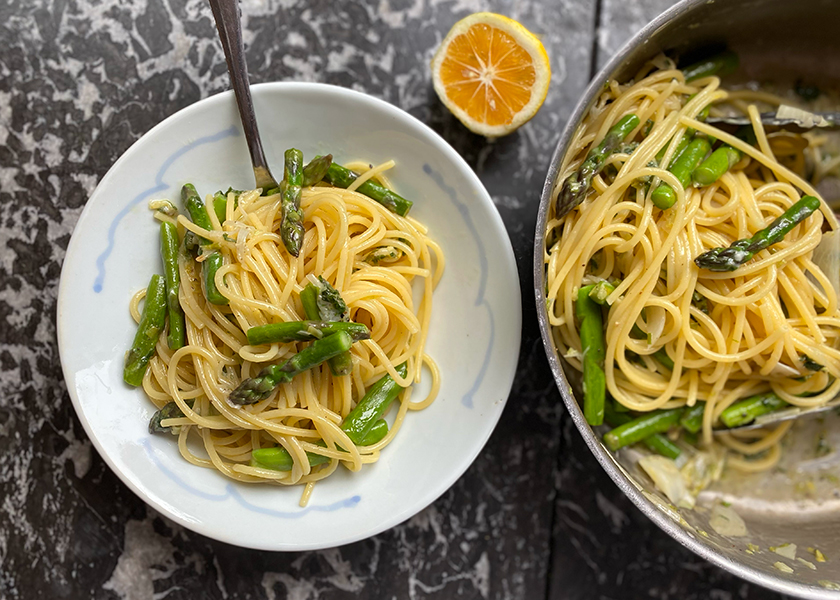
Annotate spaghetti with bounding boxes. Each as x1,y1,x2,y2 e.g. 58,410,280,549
545,56,840,475
130,160,443,505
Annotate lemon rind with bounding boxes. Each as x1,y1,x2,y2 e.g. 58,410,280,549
431,12,551,138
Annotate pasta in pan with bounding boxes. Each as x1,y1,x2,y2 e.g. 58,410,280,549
545,53,840,489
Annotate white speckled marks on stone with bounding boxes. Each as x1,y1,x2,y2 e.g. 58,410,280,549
263,571,319,600
102,517,182,600
408,551,491,599
262,548,364,600
102,513,206,600
597,0,679,70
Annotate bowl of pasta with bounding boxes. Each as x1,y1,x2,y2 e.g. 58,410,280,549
58,82,521,550
535,0,840,596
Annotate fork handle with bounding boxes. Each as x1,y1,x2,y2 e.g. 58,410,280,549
208,0,278,190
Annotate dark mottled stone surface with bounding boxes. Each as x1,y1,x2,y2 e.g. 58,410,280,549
0,0,792,598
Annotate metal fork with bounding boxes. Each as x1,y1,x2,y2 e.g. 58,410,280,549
707,111,840,130
208,0,280,191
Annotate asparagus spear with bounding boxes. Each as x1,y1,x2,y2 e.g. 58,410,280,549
353,418,389,446
653,101,710,164
280,148,305,257
323,160,413,216
265,155,332,197
264,183,285,197
202,253,228,305
301,278,353,376
149,400,193,434
577,284,606,426
603,408,683,451
652,347,674,370
182,184,212,242
679,403,705,434
655,133,692,165
682,50,739,82
556,114,640,217
802,355,824,372
212,193,227,224
693,146,741,186
246,321,370,346
250,419,389,471
182,183,228,305
695,195,821,271
212,188,242,223
302,154,333,187
228,331,353,405
160,222,186,350
184,232,200,255
587,280,615,305
124,274,167,386
650,136,712,209
252,445,330,471
691,124,757,187
306,276,349,322
719,393,788,428
299,283,320,322
604,402,681,459
341,363,408,444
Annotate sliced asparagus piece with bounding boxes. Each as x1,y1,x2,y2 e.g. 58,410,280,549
211,188,241,223
201,252,228,306
301,277,353,376
160,221,186,350
250,419,389,471
603,408,683,452
323,160,413,216
693,146,741,186
577,284,606,426
251,446,330,471
229,331,353,405
299,283,319,323
247,321,370,346
720,393,788,428
149,400,193,434
341,363,409,444
280,148,305,257
308,276,349,323
355,418,389,446
682,50,739,82
556,114,640,217
182,183,228,305
650,136,711,209
695,196,821,271
124,274,167,386
679,403,705,434
604,402,681,459
301,154,333,187
182,184,212,242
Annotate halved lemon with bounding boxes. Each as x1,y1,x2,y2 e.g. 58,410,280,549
431,13,551,137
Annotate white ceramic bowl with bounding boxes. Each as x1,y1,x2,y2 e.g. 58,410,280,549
58,82,521,550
